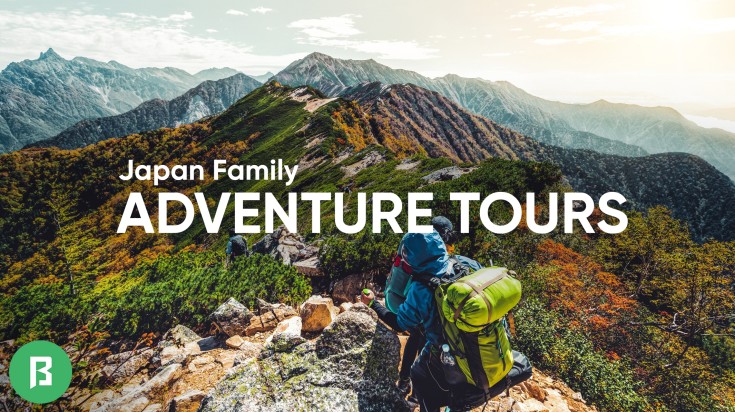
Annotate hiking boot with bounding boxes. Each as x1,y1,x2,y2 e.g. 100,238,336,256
397,376,412,397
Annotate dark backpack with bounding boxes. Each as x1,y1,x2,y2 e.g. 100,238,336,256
230,236,248,257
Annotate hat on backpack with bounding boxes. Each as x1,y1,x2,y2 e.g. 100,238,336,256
399,232,450,276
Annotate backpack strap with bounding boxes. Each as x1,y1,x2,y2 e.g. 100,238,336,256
407,256,471,292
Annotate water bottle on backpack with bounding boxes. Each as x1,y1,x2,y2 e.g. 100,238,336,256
440,344,466,385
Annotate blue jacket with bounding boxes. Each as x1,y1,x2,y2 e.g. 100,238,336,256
395,231,450,346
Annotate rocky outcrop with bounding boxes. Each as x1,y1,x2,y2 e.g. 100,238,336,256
101,348,154,383
331,273,373,304
198,305,409,412
14,296,599,412
470,369,597,412
244,303,298,336
251,226,321,274
210,298,253,337
422,166,477,184
163,325,201,347
91,363,183,412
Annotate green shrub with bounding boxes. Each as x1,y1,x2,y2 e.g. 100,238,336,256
98,252,311,337
319,231,401,280
514,298,649,412
1,252,311,341
0,282,77,343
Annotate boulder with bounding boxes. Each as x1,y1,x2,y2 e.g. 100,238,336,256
421,166,476,184
162,325,201,347
166,389,206,412
338,302,353,313
293,255,321,276
101,348,154,383
225,335,245,349
198,306,409,412
265,316,305,352
300,296,336,332
160,341,200,365
244,304,298,336
196,336,221,351
187,354,216,373
233,342,265,366
210,298,253,337
91,364,183,412
251,226,319,267
331,273,373,304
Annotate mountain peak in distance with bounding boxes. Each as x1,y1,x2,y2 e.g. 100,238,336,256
38,47,63,60
194,67,241,82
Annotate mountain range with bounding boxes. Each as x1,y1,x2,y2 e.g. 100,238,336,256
29,73,261,150
2,50,735,240
0,49,242,152
274,52,735,180
341,81,735,241
5,51,735,181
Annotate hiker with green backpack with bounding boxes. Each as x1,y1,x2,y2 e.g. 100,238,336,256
361,229,533,411
394,216,469,401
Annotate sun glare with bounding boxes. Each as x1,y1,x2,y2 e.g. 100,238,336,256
642,0,694,31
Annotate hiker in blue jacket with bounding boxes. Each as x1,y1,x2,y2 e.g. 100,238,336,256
361,230,483,411
225,228,249,267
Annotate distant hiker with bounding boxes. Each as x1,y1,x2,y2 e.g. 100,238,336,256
364,230,532,411
226,228,249,267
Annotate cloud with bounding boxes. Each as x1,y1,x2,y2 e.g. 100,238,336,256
117,11,193,22
206,28,218,33
288,14,437,60
692,17,735,34
482,52,516,58
226,9,248,16
0,9,302,73
251,7,273,15
545,21,601,32
288,14,361,39
534,36,601,45
529,3,622,19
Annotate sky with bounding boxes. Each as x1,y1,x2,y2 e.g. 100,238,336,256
1,0,734,116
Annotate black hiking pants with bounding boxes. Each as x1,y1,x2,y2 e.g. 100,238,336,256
400,329,426,380
411,347,487,412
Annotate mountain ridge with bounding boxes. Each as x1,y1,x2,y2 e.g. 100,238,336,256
274,52,735,181
28,73,261,150
0,49,206,152
274,53,649,158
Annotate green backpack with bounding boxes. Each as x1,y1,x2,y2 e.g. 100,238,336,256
419,266,522,390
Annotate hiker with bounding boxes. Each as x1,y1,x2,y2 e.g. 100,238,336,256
363,230,532,411
396,216,460,400
225,228,249,267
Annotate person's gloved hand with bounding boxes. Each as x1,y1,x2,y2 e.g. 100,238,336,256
359,288,375,306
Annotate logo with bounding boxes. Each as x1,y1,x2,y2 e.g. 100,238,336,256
9,340,72,404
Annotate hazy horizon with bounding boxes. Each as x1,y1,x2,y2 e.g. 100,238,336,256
1,0,734,124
